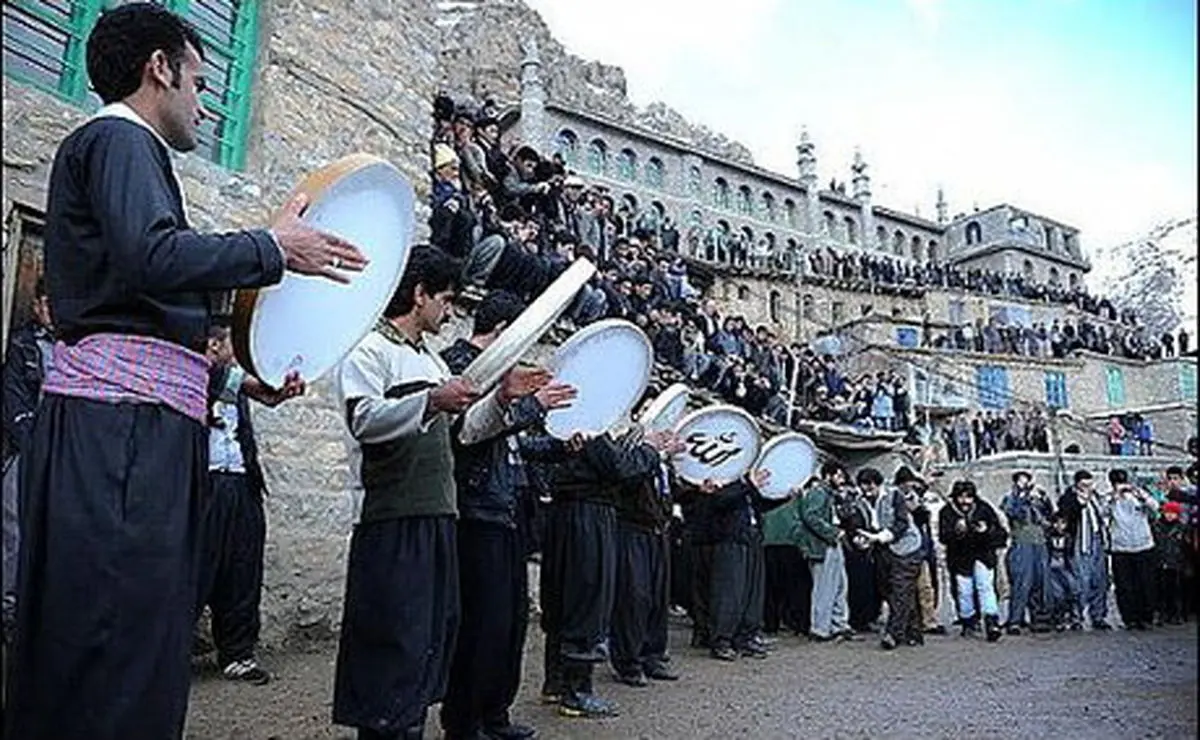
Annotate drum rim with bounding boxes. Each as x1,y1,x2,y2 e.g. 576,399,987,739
672,403,763,485
754,431,818,499
461,258,597,392
636,382,690,429
544,317,653,438
231,153,408,386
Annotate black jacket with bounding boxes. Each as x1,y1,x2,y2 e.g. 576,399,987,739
615,457,673,534
708,479,785,545
552,435,660,508
2,322,51,463
937,499,1008,576
440,338,564,528
206,364,267,497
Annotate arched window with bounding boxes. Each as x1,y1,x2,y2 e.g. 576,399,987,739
1068,272,1079,289
1062,233,1077,254
555,129,579,166
802,294,815,320
844,216,858,245
741,226,754,245
587,139,607,175
622,193,639,214
1048,267,1060,286
784,199,797,228
687,166,702,197
617,149,637,181
892,230,905,255
927,240,939,263
651,200,666,223
738,285,751,300
769,290,782,323
824,210,837,237
738,186,753,215
761,192,776,222
911,235,923,262
764,232,777,251
714,178,731,209
645,157,665,189
1022,259,1034,280
876,225,887,249
965,221,982,245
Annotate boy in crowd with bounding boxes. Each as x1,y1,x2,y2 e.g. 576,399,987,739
1045,514,1082,631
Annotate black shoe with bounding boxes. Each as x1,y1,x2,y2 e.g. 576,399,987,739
834,629,860,642
906,635,925,647
1092,620,1113,631
1006,625,1022,636
484,723,536,740
563,646,607,662
644,664,680,681
984,617,1003,643
924,625,947,636
1054,622,1066,633
738,645,769,659
710,646,738,661
614,671,648,687
558,693,618,719
880,633,898,651
960,617,978,637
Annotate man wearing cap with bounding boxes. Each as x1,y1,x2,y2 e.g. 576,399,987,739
860,466,927,649
1056,470,1113,630
430,143,477,261
1000,471,1054,634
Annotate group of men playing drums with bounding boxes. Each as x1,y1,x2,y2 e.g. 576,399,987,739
0,4,963,740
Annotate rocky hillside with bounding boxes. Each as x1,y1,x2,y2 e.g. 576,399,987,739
435,0,755,164
1087,216,1198,338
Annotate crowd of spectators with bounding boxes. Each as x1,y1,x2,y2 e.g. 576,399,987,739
1107,413,1158,457
939,409,1052,462
426,93,915,440
927,317,1190,363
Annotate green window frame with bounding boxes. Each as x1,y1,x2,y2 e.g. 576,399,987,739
644,157,664,189
976,365,1011,410
1105,366,1125,407
3,0,260,170
1180,363,1197,402
616,149,637,181
586,141,606,175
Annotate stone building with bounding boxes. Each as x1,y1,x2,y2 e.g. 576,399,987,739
2,0,1195,646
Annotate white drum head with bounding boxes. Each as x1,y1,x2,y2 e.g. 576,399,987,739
543,319,652,439
638,383,690,433
754,432,818,500
673,405,762,485
462,259,596,391
233,154,414,387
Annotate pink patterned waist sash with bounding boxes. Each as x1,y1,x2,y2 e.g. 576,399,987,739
41,333,211,424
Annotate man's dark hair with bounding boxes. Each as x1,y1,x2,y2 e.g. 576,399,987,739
1073,470,1093,484
1166,465,1184,478
384,245,461,318
473,290,525,336
498,203,528,223
951,480,977,498
87,2,205,104
1012,471,1032,485
855,467,883,487
819,461,845,480
1108,468,1129,486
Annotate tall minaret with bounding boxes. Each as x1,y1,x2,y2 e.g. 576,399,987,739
518,38,547,153
796,128,819,234
935,186,948,224
851,148,873,247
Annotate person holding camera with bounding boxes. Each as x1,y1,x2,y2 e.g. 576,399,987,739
1000,471,1054,634
1105,468,1159,630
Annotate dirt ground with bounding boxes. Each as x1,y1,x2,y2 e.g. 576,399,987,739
186,617,1198,740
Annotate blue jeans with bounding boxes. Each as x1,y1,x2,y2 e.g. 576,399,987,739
1073,538,1109,624
955,561,999,619
1046,562,1080,623
1006,543,1048,625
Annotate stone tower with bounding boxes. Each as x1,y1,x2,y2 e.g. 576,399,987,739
936,186,948,224
796,128,819,234
851,148,873,248
519,38,548,153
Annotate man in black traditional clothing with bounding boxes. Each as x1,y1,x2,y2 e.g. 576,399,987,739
4,4,366,738
610,429,685,686
438,290,576,740
196,322,305,685
332,247,550,740
540,430,671,718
